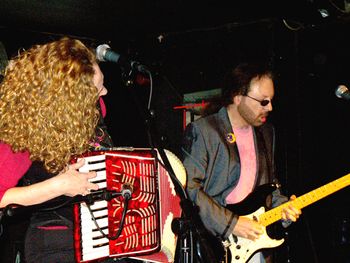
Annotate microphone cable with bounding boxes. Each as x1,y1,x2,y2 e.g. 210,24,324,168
85,189,132,241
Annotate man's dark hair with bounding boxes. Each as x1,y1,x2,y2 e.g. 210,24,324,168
221,62,274,107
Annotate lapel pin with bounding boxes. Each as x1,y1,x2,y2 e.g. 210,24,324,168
226,133,236,144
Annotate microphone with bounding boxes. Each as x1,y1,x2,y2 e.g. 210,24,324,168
77,189,121,204
78,184,133,205
335,85,350,100
121,183,133,199
96,44,148,73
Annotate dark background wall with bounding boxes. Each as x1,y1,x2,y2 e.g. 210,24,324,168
1,1,350,262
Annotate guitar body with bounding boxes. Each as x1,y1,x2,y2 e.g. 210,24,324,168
224,183,284,263
226,183,278,215
226,206,284,263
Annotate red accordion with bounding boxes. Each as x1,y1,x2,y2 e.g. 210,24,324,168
73,148,184,263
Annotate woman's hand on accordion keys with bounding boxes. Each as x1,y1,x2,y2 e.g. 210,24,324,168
0,159,99,208
56,158,99,197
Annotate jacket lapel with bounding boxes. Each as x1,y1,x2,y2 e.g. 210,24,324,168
216,107,240,164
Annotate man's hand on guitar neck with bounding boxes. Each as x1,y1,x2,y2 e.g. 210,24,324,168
233,217,264,241
281,195,302,222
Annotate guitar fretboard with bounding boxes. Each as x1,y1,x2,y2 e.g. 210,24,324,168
259,173,350,227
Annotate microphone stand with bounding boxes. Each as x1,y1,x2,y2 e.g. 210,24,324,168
124,69,223,263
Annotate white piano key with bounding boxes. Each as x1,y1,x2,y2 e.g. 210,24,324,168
90,228,109,238
90,176,106,184
81,200,107,210
82,235,109,247
80,215,110,261
94,170,107,180
79,154,106,163
96,182,107,189
80,218,109,234
80,209,108,220
79,159,106,173
82,245,109,261
81,227,109,238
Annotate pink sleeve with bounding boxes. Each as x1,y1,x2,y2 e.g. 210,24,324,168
0,143,32,201
99,97,107,118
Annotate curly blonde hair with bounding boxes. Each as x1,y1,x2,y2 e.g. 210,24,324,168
0,37,99,173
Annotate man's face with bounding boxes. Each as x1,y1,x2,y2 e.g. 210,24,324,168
93,63,107,97
237,76,274,127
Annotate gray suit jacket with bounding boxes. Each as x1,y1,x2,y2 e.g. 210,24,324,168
182,107,287,239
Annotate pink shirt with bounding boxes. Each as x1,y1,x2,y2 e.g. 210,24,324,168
0,143,32,201
226,126,257,204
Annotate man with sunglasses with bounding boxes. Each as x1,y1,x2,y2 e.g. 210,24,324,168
181,63,301,263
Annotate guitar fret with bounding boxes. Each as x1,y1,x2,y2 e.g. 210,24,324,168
259,173,350,226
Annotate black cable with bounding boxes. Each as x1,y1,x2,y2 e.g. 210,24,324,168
39,198,74,211
85,194,131,241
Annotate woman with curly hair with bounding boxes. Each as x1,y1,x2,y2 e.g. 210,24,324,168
0,37,112,262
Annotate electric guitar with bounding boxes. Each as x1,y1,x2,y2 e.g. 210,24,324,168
223,172,350,263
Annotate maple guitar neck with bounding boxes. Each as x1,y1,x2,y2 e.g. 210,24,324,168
259,173,350,227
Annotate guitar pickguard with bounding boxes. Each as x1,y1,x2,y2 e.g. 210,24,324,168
226,207,284,263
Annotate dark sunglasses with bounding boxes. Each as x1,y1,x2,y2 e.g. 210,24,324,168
245,95,270,106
